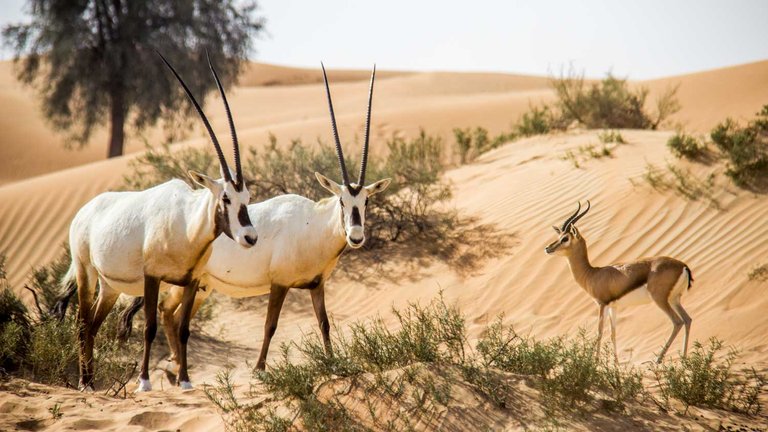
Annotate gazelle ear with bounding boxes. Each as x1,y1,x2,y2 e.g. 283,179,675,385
365,178,391,196
315,172,342,196
552,226,561,234
570,225,580,238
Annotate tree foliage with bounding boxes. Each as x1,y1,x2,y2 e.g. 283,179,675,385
2,0,264,157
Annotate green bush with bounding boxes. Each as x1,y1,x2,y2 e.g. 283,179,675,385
551,69,679,130
653,338,766,415
0,252,140,392
514,104,558,137
710,105,768,189
667,132,706,160
477,317,560,377
452,126,514,164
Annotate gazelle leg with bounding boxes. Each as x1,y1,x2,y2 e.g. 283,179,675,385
256,285,289,370
138,276,160,392
76,263,98,391
310,283,332,355
654,298,684,363
595,304,606,358
607,306,619,363
175,282,198,389
671,301,692,358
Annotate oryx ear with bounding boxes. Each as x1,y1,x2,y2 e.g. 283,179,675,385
365,178,391,196
315,172,342,195
188,170,221,193
552,226,561,234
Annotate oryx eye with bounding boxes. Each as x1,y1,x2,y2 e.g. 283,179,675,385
222,194,231,205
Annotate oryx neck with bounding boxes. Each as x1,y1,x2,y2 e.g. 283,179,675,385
186,187,219,246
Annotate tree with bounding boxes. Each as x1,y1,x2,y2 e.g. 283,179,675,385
2,1,264,158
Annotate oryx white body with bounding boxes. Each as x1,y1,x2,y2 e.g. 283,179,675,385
62,53,256,392
198,195,347,299
545,201,694,363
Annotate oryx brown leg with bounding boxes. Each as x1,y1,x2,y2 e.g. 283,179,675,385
138,276,160,392
653,297,684,363
160,286,184,363
310,283,332,355
256,285,289,370
175,282,198,389
595,304,606,358
76,264,98,391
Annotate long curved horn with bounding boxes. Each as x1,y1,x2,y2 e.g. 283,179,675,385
568,200,591,228
358,64,376,187
206,51,242,188
321,62,350,187
158,51,232,183
560,201,582,232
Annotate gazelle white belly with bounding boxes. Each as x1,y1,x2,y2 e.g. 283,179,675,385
611,285,652,308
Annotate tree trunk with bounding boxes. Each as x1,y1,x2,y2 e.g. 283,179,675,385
107,86,126,158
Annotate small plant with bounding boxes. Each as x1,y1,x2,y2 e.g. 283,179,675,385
48,403,63,420
653,338,767,415
748,263,768,282
598,130,626,144
477,316,560,377
514,104,558,137
560,143,613,168
667,132,706,160
638,162,720,209
453,126,514,164
710,105,768,189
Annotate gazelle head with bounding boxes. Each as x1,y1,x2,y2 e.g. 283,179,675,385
159,52,257,248
545,200,590,256
316,63,391,249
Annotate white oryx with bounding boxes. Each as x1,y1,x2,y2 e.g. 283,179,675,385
116,64,390,372
62,53,257,392
544,201,694,363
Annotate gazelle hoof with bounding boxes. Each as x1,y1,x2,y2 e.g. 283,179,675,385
136,377,152,392
179,381,193,390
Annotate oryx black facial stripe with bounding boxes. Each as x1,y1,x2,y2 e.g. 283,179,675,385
348,184,363,196
351,206,361,226
214,203,233,240
237,205,251,227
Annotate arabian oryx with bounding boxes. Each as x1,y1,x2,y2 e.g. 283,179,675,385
115,63,391,372
62,53,257,392
544,201,694,363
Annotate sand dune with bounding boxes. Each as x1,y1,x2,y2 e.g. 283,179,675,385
1,59,767,431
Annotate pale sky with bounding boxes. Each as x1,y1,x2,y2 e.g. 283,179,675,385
2,0,767,79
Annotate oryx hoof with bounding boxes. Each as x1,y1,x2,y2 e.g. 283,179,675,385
136,377,152,392
179,380,193,390
78,384,95,393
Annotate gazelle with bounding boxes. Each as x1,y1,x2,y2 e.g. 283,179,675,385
116,64,390,371
544,201,694,363
62,53,256,392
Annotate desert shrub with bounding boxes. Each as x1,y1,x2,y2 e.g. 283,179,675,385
0,253,140,392
710,105,768,189
452,126,515,164
126,131,456,251
598,130,626,144
477,317,560,377
653,338,766,415
514,104,561,137
748,263,768,281
551,69,679,130
637,162,720,209
667,132,706,160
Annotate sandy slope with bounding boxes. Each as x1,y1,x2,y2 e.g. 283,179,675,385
1,60,768,430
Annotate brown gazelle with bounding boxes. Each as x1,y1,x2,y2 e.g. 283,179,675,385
544,201,694,363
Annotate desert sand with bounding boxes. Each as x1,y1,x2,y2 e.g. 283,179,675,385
1,60,767,431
